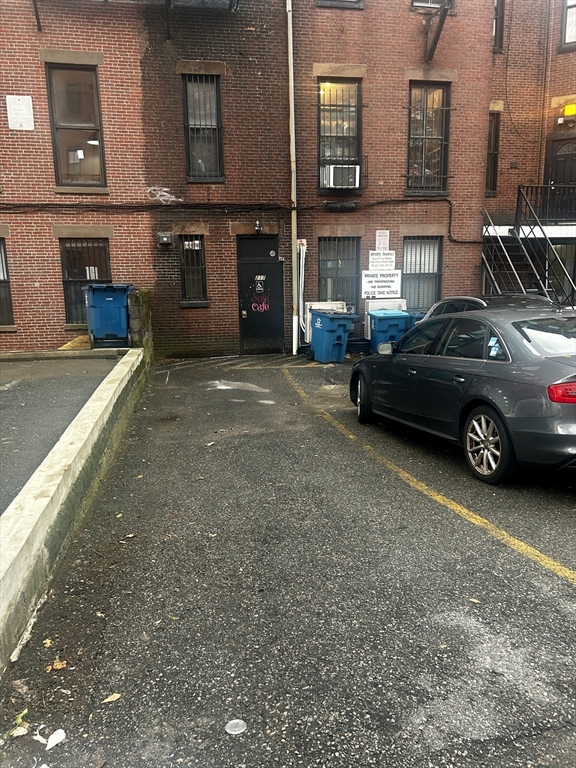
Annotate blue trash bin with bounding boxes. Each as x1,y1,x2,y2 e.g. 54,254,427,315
82,283,134,348
309,310,358,363
368,310,411,353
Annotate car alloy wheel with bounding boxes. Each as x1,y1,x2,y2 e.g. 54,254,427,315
464,406,516,484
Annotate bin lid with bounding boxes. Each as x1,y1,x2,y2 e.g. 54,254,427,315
81,283,135,292
310,309,359,320
367,309,409,318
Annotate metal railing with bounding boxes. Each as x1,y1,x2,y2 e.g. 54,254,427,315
482,191,576,305
518,185,576,225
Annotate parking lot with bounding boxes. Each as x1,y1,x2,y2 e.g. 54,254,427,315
1,354,575,768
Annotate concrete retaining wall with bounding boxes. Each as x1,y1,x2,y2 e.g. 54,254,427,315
0,348,148,677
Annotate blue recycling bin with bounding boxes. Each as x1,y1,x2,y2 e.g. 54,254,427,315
82,283,134,348
309,310,358,363
368,309,411,353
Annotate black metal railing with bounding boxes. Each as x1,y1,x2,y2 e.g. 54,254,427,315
518,185,576,225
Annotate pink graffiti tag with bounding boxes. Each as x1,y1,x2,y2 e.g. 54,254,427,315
251,294,270,312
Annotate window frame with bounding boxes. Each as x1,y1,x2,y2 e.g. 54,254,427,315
486,111,501,197
316,0,363,7
318,237,360,312
46,64,106,188
493,0,504,52
561,0,576,50
406,82,450,195
180,234,208,306
318,79,363,192
60,238,111,324
402,236,443,311
183,74,225,183
0,239,15,326
411,0,453,9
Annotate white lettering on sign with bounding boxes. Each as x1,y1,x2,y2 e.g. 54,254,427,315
361,270,402,298
369,250,396,271
255,275,266,280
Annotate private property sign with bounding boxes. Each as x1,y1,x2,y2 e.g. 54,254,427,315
361,270,402,298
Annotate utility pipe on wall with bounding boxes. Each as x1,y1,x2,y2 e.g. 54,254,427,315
287,0,299,355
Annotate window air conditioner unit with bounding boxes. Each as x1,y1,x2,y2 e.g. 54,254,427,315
304,301,347,342
321,164,361,189
364,298,407,339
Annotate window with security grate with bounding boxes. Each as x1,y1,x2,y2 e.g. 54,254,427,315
60,238,111,323
184,75,224,182
407,83,450,194
402,237,442,311
180,235,208,302
318,237,359,312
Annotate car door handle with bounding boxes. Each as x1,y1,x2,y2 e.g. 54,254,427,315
407,368,418,376
452,375,466,383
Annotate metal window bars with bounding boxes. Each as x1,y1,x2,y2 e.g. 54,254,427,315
60,238,111,323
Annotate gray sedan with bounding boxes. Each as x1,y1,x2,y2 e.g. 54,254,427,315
350,307,576,484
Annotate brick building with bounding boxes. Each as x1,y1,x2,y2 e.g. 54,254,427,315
1,0,574,356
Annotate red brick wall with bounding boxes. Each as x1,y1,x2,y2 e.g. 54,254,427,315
293,0,493,307
2,0,566,355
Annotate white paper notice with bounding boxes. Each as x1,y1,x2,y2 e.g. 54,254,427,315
375,230,390,251
369,250,396,271
362,270,402,298
6,96,35,130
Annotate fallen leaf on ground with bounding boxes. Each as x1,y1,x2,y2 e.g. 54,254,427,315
43,638,53,648
46,728,66,750
469,598,481,604
101,693,122,703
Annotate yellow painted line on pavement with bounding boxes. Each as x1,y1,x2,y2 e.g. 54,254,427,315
282,367,576,587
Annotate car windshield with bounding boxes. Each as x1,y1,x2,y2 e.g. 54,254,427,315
513,317,576,356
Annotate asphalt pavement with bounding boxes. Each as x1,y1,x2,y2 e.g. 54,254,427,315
0,354,575,768
0,356,119,513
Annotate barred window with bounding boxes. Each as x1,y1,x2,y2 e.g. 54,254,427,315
318,80,362,190
47,66,105,186
412,0,453,7
318,237,359,312
407,83,450,194
493,0,504,51
0,239,15,326
402,237,442,311
562,0,576,47
486,111,501,196
184,75,224,182
180,235,208,303
60,238,111,323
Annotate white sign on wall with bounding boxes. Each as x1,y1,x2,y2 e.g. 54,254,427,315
362,270,402,298
6,96,34,131
375,230,390,251
369,250,396,271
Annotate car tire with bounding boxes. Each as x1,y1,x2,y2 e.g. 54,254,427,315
357,374,372,424
463,406,516,484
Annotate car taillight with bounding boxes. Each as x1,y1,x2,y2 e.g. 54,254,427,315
548,382,576,403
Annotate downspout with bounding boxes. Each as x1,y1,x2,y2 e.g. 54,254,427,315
287,0,299,354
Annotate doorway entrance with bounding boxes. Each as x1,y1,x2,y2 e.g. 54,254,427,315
237,236,284,355
548,138,576,185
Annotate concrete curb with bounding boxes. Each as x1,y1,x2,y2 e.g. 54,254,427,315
0,348,146,676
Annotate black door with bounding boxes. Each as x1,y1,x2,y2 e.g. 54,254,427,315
237,237,284,355
549,139,576,185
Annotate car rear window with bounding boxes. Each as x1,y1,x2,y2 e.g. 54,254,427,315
513,317,576,356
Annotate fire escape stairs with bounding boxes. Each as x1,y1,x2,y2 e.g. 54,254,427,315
482,186,576,306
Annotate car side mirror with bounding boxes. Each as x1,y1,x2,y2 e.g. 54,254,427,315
377,341,394,355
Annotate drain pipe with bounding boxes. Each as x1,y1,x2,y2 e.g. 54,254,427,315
287,0,299,355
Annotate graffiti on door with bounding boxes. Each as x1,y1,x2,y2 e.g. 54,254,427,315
251,293,270,312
